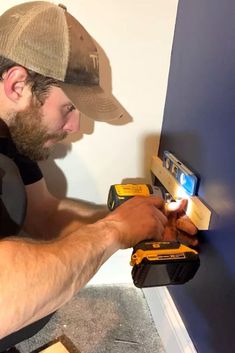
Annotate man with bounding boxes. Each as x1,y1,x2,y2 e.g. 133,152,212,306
0,1,197,348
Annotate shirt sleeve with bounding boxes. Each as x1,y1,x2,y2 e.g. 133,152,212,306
13,153,43,185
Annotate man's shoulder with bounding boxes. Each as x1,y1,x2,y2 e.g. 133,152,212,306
0,136,43,186
0,153,27,236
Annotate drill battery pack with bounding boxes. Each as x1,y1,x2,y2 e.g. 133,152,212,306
131,241,200,287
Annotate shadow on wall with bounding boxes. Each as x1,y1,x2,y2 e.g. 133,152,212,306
90,133,163,186
121,134,161,185
39,40,133,199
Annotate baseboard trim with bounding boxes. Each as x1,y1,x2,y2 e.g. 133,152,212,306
143,287,197,353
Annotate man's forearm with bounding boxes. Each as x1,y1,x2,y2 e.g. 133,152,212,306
0,220,119,338
62,198,109,221
48,198,110,239
1,195,188,339
25,197,109,240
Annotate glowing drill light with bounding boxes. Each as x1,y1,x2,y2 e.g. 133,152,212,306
175,184,189,200
167,183,193,220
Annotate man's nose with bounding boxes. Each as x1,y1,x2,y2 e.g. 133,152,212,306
63,110,80,133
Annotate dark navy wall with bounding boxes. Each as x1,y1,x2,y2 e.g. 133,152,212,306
158,1,235,352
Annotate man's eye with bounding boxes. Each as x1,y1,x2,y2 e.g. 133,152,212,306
67,105,76,113
61,104,76,118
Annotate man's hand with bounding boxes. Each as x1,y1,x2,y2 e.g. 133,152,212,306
164,199,198,246
103,196,198,249
103,196,168,249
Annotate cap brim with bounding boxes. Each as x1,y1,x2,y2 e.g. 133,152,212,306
60,83,123,122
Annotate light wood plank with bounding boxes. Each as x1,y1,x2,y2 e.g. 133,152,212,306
39,342,70,353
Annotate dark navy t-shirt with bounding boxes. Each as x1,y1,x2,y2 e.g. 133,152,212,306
0,137,43,185
0,124,53,350
0,120,43,237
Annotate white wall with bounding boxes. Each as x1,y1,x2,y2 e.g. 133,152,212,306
0,0,178,283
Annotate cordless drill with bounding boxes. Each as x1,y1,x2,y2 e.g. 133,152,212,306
107,183,200,288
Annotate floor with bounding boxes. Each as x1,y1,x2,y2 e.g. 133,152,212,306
15,284,166,353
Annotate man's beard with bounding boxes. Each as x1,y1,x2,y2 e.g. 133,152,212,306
8,100,67,161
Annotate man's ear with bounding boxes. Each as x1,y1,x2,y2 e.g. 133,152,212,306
2,66,31,104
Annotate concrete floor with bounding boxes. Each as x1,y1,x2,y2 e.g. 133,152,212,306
15,284,165,353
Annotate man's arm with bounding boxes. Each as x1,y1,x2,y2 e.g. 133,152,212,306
24,178,109,239
0,195,168,338
24,178,198,246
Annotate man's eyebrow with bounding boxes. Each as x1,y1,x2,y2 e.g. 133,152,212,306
61,102,74,107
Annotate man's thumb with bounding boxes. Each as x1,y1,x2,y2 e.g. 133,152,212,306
165,199,187,215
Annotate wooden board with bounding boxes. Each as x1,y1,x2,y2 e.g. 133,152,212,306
151,156,211,230
39,342,70,353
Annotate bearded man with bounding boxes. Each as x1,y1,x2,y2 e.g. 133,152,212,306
0,2,197,350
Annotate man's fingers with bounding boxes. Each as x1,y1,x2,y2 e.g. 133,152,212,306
147,195,165,210
177,232,199,247
176,216,197,235
166,199,198,235
153,208,168,227
163,198,198,246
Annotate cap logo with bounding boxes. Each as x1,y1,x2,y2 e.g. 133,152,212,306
89,53,99,70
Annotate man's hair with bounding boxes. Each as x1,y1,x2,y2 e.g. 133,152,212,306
0,56,60,104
